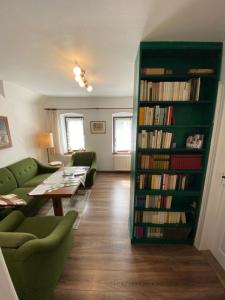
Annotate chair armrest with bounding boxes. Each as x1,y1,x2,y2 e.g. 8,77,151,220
90,158,96,171
0,232,37,249
35,160,60,173
0,211,25,232
17,211,77,260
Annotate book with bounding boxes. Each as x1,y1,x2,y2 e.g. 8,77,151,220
188,68,214,74
0,194,26,207
142,68,165,75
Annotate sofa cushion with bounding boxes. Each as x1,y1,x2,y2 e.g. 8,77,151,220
23,173,53,187
72,152,95,166
0,168,18,195
15,216,62,238
7,158,39,187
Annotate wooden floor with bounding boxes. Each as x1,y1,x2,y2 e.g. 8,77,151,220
42,173,225,299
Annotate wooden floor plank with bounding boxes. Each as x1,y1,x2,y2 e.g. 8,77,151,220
40,173,225,299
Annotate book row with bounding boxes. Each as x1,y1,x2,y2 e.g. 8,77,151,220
139,78,201,101
139,154,202,170
139,106,173,126
141,67,214,76
138,130,173,149
134,226,191,239
134,211,186,224
139,154,170,170
138,174,188,190
135,195,173,209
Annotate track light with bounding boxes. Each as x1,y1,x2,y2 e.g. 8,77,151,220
73,63,93,92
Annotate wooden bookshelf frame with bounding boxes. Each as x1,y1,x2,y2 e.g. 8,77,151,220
129,41,223,244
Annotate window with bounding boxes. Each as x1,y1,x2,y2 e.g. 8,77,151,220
65,116,85,152
113,116,132,153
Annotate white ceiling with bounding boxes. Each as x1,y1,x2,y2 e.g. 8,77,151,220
0,0,225,97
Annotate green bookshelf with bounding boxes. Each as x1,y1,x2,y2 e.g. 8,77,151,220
129,41,222,244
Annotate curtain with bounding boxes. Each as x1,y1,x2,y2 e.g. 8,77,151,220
46,109,63,159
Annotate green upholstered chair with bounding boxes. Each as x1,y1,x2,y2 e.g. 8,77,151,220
69,151,96,187
0,210,77,300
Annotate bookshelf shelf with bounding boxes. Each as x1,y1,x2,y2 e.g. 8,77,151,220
131,237,193,244
137,169,203,174
134,222,193,228
130,41,222,244
139,100,213,105
136,190,201,196
135,207,193,212
139,125,210,130
137,148,205,153
141,74,216,80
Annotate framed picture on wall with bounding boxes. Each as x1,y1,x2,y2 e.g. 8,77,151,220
0,116,12,149
90,121,106,134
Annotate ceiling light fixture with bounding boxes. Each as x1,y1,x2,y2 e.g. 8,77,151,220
73,63,93,92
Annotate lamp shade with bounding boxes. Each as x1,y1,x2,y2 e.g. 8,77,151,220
36,132,54,148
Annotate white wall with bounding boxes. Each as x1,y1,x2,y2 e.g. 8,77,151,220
0,81,45,168
43,97,133,170
196,44,225,250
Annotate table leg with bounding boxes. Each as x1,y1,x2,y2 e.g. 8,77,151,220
52,198,63,216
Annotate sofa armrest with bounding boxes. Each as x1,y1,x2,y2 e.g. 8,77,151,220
0,211,25,232
35,160,60,173
0,232,37,249
90,158,97,172
17,211,77,260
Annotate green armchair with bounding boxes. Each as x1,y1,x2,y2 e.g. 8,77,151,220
69,151,96,187
0,210,77,300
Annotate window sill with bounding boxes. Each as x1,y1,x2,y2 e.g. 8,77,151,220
113,152,131,155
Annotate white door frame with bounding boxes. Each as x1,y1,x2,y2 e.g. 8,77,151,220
195,82,225,249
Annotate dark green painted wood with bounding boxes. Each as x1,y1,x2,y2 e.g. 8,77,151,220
130,41,222,244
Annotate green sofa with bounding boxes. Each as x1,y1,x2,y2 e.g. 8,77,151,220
0,210,77,300
0,157,59,219
69,151,96,187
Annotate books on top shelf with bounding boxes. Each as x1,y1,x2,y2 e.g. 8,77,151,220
139,78,201,101
139,154,170,169
134,211,187,224
139,105,173,126
138,174,188,190
135,195,173,209
138,130,173,149
141,68,214,76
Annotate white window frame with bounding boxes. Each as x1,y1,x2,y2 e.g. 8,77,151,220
112,113,132,154
60,113,85,154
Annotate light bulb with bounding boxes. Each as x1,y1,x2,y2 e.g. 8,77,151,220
79,81,85,88
87,85,93,92
74,74,81,82
73,66,81,75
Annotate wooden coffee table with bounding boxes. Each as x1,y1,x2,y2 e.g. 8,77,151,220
29,167,89,216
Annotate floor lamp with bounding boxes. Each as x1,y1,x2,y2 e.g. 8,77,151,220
36,132,54,163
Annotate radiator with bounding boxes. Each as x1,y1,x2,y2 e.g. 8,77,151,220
113,155,131,171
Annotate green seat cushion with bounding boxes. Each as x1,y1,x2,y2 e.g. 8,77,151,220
0,168,17,194
23,173,52,187
15,216,62,238
7,158,39,187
